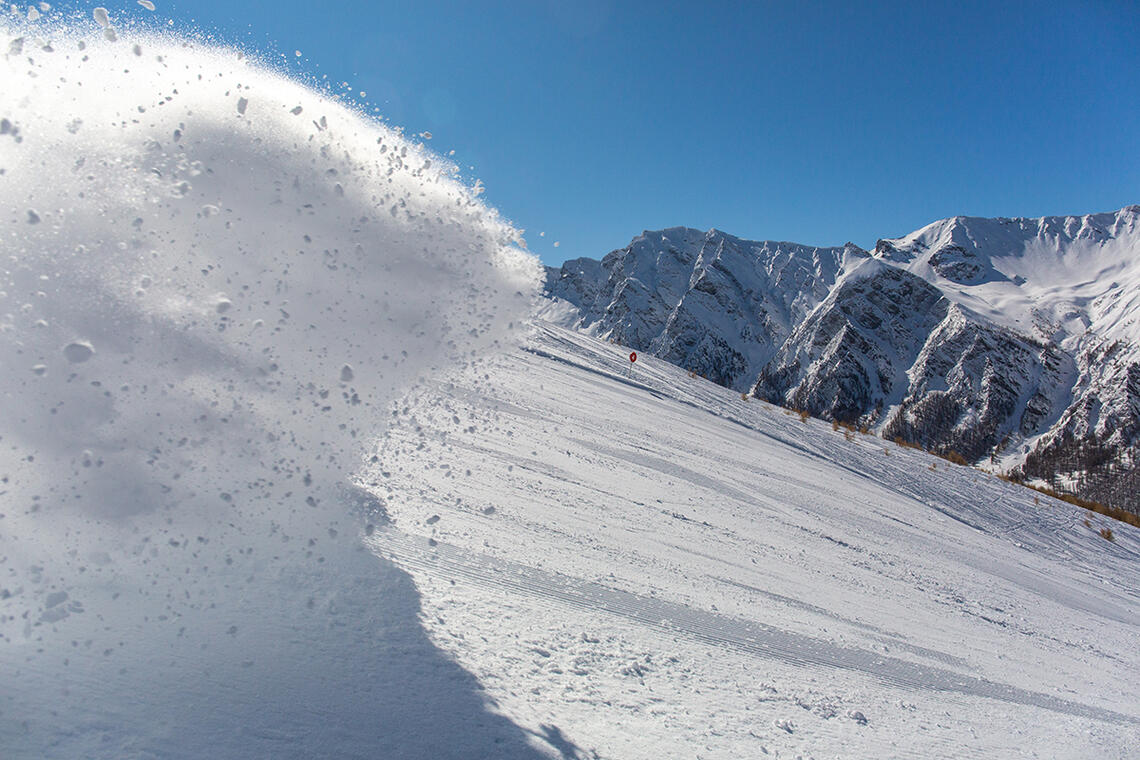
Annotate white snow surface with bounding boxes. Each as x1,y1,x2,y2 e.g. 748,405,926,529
371,322,1140,759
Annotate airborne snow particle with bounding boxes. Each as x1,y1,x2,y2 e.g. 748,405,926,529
103,28,117,42
26,209,41,224
63,341,95,363
45,590,69,608
553,241,560,248
236,97,248,115
340,364,354,383
93,7,110,27
138,0,156,10
290,105,303,115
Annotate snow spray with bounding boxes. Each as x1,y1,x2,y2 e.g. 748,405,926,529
0,11,539,755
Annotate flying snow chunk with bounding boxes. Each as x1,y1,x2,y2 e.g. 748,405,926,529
340,364,354,383
93,7,110,27
138,0,156,10
44,590,69,608
236,97,248,115
62,341,95,363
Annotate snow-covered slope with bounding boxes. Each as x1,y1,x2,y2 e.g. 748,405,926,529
370,321,1140,759
547,209,1140,512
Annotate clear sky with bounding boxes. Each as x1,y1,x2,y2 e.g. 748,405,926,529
47,1,1140,265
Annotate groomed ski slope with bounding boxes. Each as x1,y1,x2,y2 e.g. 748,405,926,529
370,320,1140,760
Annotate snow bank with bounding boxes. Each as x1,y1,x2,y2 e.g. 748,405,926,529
0,17,540,758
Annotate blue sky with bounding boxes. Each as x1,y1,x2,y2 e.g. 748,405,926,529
60,1,1140,265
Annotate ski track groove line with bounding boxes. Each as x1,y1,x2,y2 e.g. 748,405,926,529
372,529,1137,727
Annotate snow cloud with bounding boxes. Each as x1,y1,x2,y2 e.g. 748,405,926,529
0,19,540,755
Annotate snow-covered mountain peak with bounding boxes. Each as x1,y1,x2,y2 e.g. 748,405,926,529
875,206,1139,270
872,206,1140,347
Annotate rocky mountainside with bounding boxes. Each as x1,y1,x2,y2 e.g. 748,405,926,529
545,227,867,388
543,206,1140,513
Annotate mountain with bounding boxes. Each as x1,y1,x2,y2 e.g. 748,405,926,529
543,206,1140,513
545,227,868,389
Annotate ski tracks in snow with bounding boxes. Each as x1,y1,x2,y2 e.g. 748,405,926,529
371,528,1135,727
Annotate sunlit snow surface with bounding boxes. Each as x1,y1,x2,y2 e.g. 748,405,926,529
373,323,1140,759
0,18,543,760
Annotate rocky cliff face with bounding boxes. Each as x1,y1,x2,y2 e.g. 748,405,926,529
754,260,948,423
545,227,866,389
544,206,1140,513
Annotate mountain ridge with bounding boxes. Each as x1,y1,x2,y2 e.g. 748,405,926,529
543,206,1140,513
